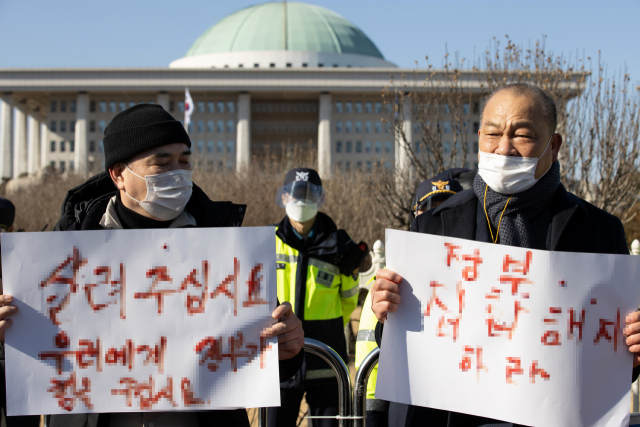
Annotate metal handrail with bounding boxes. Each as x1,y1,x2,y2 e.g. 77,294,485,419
257,338,353,427
303,338,353,427
352,347,380,427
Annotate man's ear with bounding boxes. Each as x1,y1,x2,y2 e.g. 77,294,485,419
551,134,563,162
109,163,126,191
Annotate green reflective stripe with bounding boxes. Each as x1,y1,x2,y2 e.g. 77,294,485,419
340,286,358,299
366,399,389,412
309,258,340,275
356,329,375,342
305,369,335,380
276,253,297,263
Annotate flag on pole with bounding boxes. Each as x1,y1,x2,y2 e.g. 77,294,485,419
184,87,194,132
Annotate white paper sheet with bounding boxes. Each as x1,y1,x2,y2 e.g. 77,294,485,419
2,227,280,415
377,229,640,427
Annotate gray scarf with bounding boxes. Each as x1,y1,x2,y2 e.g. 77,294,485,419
473,161,560,248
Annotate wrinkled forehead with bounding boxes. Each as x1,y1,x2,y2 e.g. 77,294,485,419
483,91,547,129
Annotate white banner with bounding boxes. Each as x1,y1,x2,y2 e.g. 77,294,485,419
2,227,280,415
377,229,640,427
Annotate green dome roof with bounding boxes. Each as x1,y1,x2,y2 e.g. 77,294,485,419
185,2,385,59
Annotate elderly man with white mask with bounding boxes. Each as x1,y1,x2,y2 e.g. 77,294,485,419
369,83,640,427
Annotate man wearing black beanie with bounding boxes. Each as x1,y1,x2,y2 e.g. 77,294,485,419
0,104,304,427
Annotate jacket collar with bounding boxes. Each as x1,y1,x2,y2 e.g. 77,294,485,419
431,185,588,249
99,196,197,229
276,212,338,255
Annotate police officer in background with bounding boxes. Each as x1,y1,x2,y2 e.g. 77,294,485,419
355,169,469,427
269,168,367,427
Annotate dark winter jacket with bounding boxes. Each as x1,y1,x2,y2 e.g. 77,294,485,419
376,184,637,427
48,172,303,427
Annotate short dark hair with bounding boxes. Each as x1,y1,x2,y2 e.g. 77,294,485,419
481,83,557,135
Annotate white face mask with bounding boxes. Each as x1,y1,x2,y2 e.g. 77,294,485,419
478,135,553,195
125,166,193,221
286,199,318,222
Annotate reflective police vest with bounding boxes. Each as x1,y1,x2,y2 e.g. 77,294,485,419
275,215,359,381
355,278,389,412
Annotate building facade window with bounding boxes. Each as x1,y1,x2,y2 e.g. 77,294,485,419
217,141,224,153
365,141,372,153
375,141,382,153
227,102,235,114
207,141,214,153
70,101,76,113
207,120,214,133
50,161,55,168
375,122,382,133
50,121,57,132
89,101,96,112
217,102,225,114
346,141,352,153
355,121,362,133
178,102,185,113
385,141,392,153
187,122,194,133
99,120,106,133
60,101,67,112
197,102,205,113
335,102,343,114
355,102,362,114
444,122,451,134
226,120,234,133
197,121,204,133
335,121,342,133
356,161,362,170
129,101,136,108
365,121,372,133
217,121,224,133
366,161,372,171
60,121,66,133
89,121,96,132
69,161,75,171
355,141,362,153
50,101,57,113
375,102,382,114
197,141,204,153
50,141,55,152
227,141,234,153
99,102,106,113
109,102,116,113
119,102,127,112
70,121,76,132
99,141,104,153
207,102,215,113
345,102,353,114
365,102,372,114
336,141,342,153
59,161,66,172
463,103,470,115
345,121,352,133
70,141,75,152
60,141,66,152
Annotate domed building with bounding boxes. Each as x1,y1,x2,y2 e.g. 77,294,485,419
0,1,479,179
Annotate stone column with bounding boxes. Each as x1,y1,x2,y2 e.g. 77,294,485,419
0,93,13,180
13,102,28,179
28,114,41,176
236,93,251,172
157,92,170,111
318,93,332,179
74,93,89,176
40,121,48,169
395,99,412,173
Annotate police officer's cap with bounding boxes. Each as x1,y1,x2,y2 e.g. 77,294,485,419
284,168,322,187
413,168,470,214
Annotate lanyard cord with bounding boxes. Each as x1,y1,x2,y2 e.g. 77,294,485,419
483,185,513,244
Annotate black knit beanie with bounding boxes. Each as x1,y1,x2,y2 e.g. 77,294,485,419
103,104,191,170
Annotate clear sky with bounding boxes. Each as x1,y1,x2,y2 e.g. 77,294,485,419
0,0,638,82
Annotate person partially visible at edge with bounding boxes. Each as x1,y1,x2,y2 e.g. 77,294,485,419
268,167,368,427
369,83,640,427
0,198,39,427
0,104,305,427
355,169,468,427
